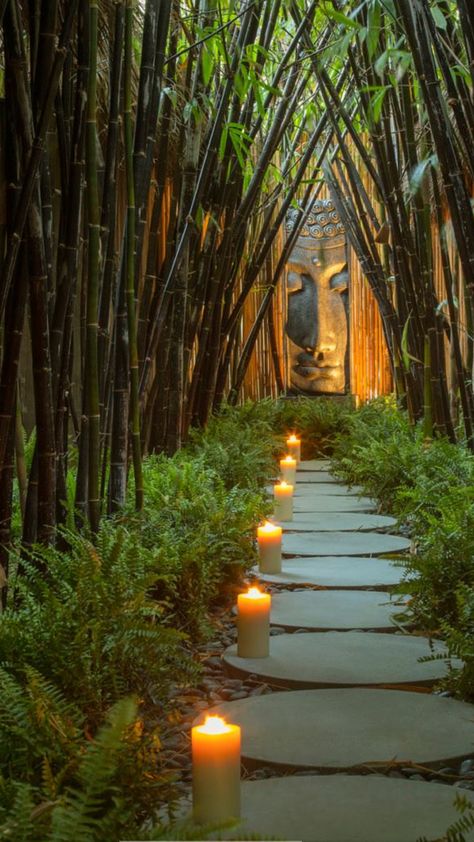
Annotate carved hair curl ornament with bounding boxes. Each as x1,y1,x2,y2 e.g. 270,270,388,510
286,198,345,240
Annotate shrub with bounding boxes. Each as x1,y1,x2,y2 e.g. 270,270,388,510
188,402,279,490
125,454,269,637
0,690,174,842
0,401,279,839
330,396,474,701
2,527,192,722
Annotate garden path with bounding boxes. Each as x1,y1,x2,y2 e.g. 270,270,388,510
202,460,474,841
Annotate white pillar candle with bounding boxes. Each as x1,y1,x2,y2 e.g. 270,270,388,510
274,480,293,521
237,586,271,658
257,521,282,573
280,455,297,485
192,716,241,825
286,434,301,463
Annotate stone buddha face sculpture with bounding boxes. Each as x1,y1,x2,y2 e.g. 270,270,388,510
285,199,348,394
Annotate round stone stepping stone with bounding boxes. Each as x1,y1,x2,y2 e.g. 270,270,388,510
202,688,474,769
293,495,377,513
223,632,458,688
188,776,474,842
283,530,411,557
255,556,404,588
295,470,336,482
293,482,364,496
269,590,402,630
299,459,331,470
278,512,396,532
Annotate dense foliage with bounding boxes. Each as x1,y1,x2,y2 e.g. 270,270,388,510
0,408,273,840
331,397,474,702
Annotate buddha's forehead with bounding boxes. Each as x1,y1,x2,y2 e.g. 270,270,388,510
288,236,347,269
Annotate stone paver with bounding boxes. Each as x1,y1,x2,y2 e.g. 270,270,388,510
295,470,338,482
195,776,474,842
278,512,396,531
283,530,411,556
293,495,377,513
268,483,365,497
268,589,404,630
223,631,459,688
201,688,474,769
255,556,404,588
299,459,331,470
202,456,474,841
295,482,364,496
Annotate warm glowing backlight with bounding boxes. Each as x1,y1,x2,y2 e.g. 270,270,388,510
197,715,232,735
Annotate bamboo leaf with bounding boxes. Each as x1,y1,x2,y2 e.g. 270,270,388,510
367,1,381,59
374,50,389,78
201,45,213,86
249,69,265,119
321,2,361,30
431,4,448,31
370,85,390,123
406,155,438,200
401,315,423,371
218,124,229,161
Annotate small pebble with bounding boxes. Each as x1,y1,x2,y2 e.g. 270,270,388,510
455,781,474,791
219,688,237,700
460,759,474,775
224,679,244,689
205,656,222,669
229,691,249,701
251,768,271,779
409,774,425,781
199,678,218,690
270,627,286,635
193,700,209,711
250,684,269,696
165,757,185,769
208,691,223,703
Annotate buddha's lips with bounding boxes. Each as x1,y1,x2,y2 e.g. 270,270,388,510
293,363,341,378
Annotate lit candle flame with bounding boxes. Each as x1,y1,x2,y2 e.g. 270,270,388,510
282,455,295,464
198,715,232,735
288,434,299,443
261,520,276,532
278,481,288,488
246,586,264,599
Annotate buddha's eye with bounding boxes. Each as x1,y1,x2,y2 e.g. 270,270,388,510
330,267,348,294
287,270,303,293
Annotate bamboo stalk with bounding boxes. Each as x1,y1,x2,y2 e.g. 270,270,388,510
84,0,101,533
124,0,143,506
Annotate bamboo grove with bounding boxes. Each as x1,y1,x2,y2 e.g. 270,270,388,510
0,0,473,561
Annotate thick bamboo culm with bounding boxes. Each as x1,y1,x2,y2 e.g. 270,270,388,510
16,153,466,418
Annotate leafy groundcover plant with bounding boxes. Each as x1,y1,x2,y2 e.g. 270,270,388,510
0,405,276,841
331,396,474,703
